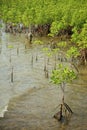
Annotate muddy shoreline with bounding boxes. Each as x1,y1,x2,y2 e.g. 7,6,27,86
0,80,87,130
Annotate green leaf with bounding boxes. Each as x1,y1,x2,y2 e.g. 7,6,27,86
7,45,14,49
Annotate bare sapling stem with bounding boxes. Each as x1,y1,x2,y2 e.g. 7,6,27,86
31,55,33,67
11,66,13,82
36,54,38,61
17,47,19,55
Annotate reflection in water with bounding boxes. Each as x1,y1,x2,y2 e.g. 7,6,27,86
0,32,87,130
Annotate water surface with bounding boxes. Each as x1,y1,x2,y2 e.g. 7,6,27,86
0,32,87,130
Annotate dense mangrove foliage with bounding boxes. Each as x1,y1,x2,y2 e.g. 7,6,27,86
0,0,87,31
0,0,87,66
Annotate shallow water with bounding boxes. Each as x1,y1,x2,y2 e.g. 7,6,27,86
0,31,87,130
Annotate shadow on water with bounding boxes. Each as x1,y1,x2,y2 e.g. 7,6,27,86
0,32,87,130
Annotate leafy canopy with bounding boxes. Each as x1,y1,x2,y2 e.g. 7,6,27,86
51,64,77,85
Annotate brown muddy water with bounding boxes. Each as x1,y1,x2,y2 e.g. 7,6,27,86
0,31,87,130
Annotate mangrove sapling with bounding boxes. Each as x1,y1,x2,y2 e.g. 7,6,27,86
51,48,59,70
56,41,67,62
35,55,38,61
31,40,43,66
7,45,14,63
25,44,26,50
42,47,50,72
17,47,19,55
9,54,11,63
66,46,80,73
42,47,55,78
0,45,2,54
57,41,67,50
11,66,13,83
44,64,47,72
66,46,79,62
42,47,60,78
31,55,33,67
33,40,44,62
45,69,49,78
51,63,77,122
71,24,87,65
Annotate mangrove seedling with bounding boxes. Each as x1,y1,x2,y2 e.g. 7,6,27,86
11,66,14,83
51,63,77,122
34,40,44,62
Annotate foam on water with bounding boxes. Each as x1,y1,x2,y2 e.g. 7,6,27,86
0,105,8,117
